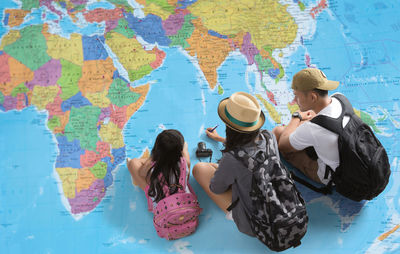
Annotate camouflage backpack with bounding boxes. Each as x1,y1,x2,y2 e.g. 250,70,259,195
229,130,308,252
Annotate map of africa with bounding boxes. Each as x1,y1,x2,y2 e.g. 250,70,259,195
1,0,399,253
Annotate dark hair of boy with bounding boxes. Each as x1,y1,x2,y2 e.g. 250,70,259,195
312,88,328,97
147,129,184,202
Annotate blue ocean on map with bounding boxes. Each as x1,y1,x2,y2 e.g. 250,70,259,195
87,1,115,11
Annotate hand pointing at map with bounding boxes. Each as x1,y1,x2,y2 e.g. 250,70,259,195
205,127,226,143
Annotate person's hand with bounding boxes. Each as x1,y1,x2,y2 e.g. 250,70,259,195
206,127,220,140
206,127,225,143
299,110,316,121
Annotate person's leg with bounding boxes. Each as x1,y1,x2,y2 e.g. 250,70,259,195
272,125,285,143
127,158,148,191
273,125,321,183
283,150,322,183
192,162,232,213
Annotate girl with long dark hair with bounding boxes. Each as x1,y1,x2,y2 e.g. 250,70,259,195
127,129,191,206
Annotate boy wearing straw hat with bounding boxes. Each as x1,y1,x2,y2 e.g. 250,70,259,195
192,91,266,236
272,68,341,185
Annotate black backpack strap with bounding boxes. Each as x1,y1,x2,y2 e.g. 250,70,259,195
333,94,355,115
310,94,354,135
305,146,318,161
227,197,239,212
290,171,333,195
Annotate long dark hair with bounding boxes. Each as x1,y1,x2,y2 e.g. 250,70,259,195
147,129,184,203
222,126,259,153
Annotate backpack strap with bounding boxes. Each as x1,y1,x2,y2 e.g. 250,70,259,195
261,129,279,158
145,185,154,212
182,158,198,198
171,157,199,198
290,171,333,195
227,196,240,212
165,157,188,195
227,131,273,212
293,94,353,194
176,157,188,193
145,158,189,212
144,161,156,212
310,93,354,135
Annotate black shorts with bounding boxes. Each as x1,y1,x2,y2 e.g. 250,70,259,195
305,147,318,161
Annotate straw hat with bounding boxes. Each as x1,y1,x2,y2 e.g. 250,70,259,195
217,92,265,133
292,68,339,91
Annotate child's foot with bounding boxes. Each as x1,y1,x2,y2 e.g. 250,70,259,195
126,158,137,186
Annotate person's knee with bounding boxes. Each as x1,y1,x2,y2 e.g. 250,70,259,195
272,126,284,142
192,162,209,179
192,163,202,179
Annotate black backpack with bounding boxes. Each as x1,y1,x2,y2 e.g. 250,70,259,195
229,130,308,252
293,94,391,201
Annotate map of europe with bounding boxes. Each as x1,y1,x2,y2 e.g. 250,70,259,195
1,0,400,253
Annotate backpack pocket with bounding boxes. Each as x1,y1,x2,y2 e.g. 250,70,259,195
355,124,380,167
230,135,309,251
268,177,304,215
250,175,308,251
155,216,199,240
153,193,202,240
250,207,308,252
347,124,391,200
370,146,390,194
271,208,308,251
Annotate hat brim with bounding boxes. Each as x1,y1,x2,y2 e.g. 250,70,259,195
318,80,340,91
217,97,265,133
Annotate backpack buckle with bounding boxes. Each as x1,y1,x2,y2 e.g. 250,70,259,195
169,183,183,193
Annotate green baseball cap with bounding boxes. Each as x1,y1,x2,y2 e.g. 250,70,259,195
291,68,339,91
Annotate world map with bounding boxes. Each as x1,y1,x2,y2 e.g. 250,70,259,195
1,0,400,253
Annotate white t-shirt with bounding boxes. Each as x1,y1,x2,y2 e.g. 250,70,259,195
289,94,349,184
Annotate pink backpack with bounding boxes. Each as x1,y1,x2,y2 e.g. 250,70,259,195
145,157,202,240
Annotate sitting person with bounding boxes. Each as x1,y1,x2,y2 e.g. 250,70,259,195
272,68,340,185
127,129,201,240
191,92,308,251
192,91,267,236
273,68,390,201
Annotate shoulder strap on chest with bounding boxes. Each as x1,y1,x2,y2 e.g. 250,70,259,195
167,157,188,194
310,94,354,135
145,157,189,212
260,129,280,159
230,130,279,171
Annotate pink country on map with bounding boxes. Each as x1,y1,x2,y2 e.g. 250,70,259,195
162,9,190,36
26,59,62,89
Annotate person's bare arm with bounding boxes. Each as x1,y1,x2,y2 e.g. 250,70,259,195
279,110,316,156
138,158,153,178
182,141,191,169
205,128,226,143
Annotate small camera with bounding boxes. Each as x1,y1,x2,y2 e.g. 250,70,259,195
196,142,213,158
